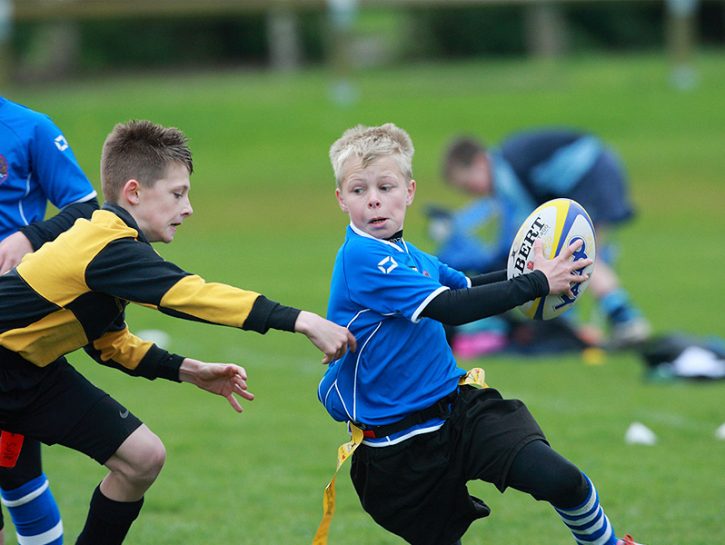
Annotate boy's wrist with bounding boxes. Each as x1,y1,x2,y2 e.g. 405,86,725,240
294,311,312,334
179,358,201,383
243,296,299,333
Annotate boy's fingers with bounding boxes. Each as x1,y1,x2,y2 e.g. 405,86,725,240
237,388,255,401
227,394,244,413
226,364,247,381
347,330,358,352
561,238,584,259
532,238,543,259
319,329,356,364
571,259,593,274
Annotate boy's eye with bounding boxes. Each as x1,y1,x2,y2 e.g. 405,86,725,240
351,187,364,195
173,193,183,198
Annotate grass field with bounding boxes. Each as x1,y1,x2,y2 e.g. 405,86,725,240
5,52,725,544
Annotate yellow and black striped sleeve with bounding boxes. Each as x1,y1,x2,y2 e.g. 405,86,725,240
85,237,300,333
84,312,183,381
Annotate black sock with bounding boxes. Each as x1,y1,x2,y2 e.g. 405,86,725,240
76,484,144,545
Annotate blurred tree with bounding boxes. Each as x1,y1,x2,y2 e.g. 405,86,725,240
6,1,725,81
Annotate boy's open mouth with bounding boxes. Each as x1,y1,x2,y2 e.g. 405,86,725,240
369,217,387,226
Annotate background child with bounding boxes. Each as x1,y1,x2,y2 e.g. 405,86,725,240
0,119,355,544
318,123,641,545
440,129,650,349
0,96,100,545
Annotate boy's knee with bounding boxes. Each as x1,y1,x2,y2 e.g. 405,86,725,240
130,435,166,485
111,427,166,487
550,464,588,508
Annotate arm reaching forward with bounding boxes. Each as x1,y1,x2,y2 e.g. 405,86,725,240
294,311,358,364
178,358,255,413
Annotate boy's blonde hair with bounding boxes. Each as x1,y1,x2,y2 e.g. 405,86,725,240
101,120,193,203
329,123,414,187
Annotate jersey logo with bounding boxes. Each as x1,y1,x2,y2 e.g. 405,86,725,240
377,256,398,274
54,135,69,151
0,154,7,184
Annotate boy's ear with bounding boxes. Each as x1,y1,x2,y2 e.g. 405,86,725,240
121,179,142,205
406,179,417,205
335,188,348,212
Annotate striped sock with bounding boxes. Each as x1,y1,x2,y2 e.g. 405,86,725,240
554,474,618,545
599,289,640,325
1,473,63,545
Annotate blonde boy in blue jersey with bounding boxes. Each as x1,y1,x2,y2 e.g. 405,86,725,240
0,120,355,544
318,123,643,545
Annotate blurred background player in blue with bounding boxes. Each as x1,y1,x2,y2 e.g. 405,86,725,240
0,96,99,545
436,128,650,351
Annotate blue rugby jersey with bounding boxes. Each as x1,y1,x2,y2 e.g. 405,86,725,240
0,97,97,241
318,224,470,428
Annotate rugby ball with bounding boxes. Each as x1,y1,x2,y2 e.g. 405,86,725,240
506,198,595,320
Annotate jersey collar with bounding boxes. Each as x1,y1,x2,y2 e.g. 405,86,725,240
348,222,408,253
102,203,150,244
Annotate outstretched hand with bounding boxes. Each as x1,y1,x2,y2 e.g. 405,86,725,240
295,311,358,364
0,231,33,275
179,358,255,412
532,238,592,298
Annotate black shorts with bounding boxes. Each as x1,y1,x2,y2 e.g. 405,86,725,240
350,387,546,545
0,358,142,465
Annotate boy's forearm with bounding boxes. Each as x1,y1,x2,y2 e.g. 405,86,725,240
19,198,100,250
178,358,202,383
421,271,549,325
242,296,300,333
469,270,507,287
292,310,321,336
86,342,184,382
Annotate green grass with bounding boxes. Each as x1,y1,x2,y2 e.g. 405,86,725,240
5,52,725,544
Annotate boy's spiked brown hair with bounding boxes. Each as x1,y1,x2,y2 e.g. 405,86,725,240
101,120,193,203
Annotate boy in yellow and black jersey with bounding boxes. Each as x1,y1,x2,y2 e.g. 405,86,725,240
0,120,356,545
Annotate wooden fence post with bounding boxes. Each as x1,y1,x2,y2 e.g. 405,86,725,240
666,0,699,90
0,0,10,86
267,5,301,71
524,1,567,59
327,0,359,105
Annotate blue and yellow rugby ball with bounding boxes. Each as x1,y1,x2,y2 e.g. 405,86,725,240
506,198,596,320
